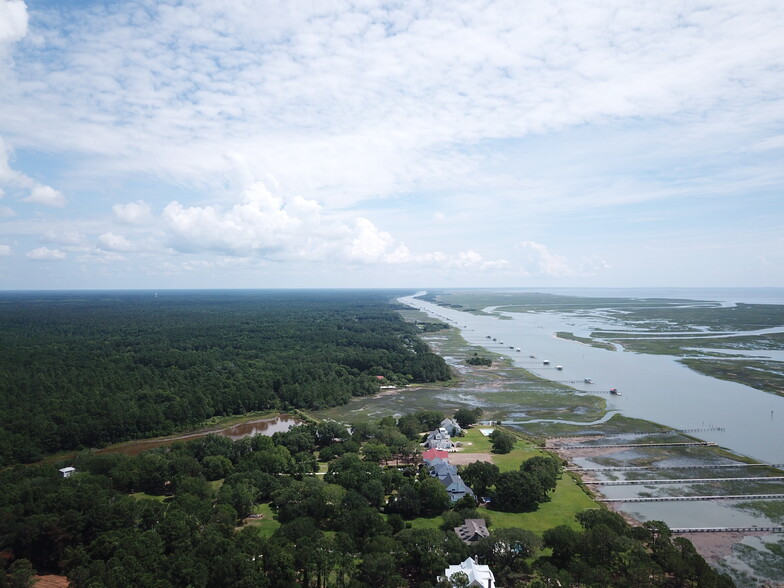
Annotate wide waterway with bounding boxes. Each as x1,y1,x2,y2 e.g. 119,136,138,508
401,293,784,465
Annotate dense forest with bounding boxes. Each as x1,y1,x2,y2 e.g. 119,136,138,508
0,417,733,587
0,290,451,465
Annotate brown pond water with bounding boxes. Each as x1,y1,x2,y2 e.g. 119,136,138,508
95,414,300,456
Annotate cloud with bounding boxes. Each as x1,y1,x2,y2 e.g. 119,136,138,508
159,179,508,271
0,244,11,256
517,241,606,278
113,200,152,224
0,0,27,47
97,232,138,252
2,2,782,208
26,246,66,261
0,204,14,216
0,136,67,206
23,184,66,207
41,230,87,247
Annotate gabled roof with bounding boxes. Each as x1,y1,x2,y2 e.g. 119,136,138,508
424,437,453,450
439,473,475,499
421,448,448,462
454,518,490,543
440,417,461,431
430,462,458,479
443,557,495,588
426,428,450,441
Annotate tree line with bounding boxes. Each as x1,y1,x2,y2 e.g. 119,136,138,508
1,414,733,587
0,291,451,465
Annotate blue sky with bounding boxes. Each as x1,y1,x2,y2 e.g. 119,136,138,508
0,0,782,289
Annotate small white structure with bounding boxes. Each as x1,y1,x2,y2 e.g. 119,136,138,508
441,557,495,588
59,467,76,478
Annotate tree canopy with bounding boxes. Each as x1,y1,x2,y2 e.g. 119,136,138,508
0,291,451,465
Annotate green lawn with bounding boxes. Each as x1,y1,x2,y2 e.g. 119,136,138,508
459,426,540,471
406,473,598,536
487,474,597,533
407,427,600,535
129,492,169,502
245,503,280,538
407,516,444,530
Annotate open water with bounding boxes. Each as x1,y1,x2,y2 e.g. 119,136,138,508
402,288,784,465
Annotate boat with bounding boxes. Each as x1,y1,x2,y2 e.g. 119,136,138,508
543,360,550,365
516,348,521,352
584,378,594,384
556,365,563,371
610,388,621,396
530,354,536,359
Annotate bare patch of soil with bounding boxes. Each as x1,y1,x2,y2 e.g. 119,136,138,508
447,452,494,465
678,532,759,563
34,576,69,588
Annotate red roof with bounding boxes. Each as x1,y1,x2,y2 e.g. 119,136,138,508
422,448,448,462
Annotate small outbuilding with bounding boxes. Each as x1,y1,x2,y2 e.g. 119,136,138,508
59,467,76,478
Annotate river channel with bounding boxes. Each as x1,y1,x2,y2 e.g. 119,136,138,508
401,294,784,466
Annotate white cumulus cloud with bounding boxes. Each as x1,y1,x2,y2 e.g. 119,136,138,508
159,179,509,271
97,232,137,252
0,137,66,206
0,244,11,256
26,246,66,261
23,184,66,207
113,200,152,224
0,0,27,47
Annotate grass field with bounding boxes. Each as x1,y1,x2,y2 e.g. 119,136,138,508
409,426,599,534
244,503,280,538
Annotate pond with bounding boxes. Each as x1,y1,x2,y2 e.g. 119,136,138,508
95,414,301,456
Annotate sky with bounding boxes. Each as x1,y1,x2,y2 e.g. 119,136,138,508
0,0,782,290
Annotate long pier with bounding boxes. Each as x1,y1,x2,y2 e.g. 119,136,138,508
566,463,784,472
550,441,718,449
551,427,725,439
586,476,784,486
598,494,784,503
671,527,784,534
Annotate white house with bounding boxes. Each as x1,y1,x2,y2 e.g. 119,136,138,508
440,418,462,436
424,427,453,450
441,557,495,588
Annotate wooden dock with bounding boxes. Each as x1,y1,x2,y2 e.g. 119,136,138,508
598,494,784,503
566,463,784,472
671,526,784,533
550,441,718,449
586,476,784,486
